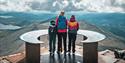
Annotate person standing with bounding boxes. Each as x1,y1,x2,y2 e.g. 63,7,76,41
48,20,57,55
68,15,79,54
56,11,68,54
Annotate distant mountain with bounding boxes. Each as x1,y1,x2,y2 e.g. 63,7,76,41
0,19,49,56
0,23,21,30
0,17,125,56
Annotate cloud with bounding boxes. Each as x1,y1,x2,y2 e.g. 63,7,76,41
0,0,31,12
0,0,47,12
52,0,69,10
0,0,125,12
72,0,125,12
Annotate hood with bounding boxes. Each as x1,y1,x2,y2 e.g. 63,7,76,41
49,21,55,26
70,15,76,22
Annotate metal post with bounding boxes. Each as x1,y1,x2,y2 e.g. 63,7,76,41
83,42,98,63
25,42,40,63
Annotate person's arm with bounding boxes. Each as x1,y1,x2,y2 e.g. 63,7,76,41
48,27,50,35
48,27,50,40
67,20,69,30
55,17,58,26
54,26,57,33
77,22,79,31
66,18,68,29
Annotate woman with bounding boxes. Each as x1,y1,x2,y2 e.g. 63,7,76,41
56,11,68,54
68,15,79,54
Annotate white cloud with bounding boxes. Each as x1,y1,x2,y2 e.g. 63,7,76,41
72,0,125,12
0,0,125,12
52,0,69,10
0,0,31,12
62,0,69,8
52,1,57,7
0,0,47,12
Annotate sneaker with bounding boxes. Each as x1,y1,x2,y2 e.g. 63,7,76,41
60,49,62,53
72,51,75,54
50,53,54,56
49,52,53,56
50,52,52,54
52,53,54,56
53,51,55,54
57,51,60,54
67,51,71,54
64,51,67,54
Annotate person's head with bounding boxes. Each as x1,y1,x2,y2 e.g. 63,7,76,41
70,15,76,22
60,11,65,16
50,20,55,25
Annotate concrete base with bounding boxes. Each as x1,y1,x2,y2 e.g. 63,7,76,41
25,42,40,63
83,42,98,63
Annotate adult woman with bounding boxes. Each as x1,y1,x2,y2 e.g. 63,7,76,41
68,15,79,54
56,11,68,54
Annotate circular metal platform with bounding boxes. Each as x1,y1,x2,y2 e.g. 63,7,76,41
20,29,106,43
20,29,106,63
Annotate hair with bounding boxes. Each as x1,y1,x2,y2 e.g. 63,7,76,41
71,15,75,18
60,11,65,16
50,20,55,23
70,15,76,22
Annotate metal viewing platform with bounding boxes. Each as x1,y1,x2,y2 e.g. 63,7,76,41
20,29,106,63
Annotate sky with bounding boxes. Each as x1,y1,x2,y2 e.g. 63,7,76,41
0,0,125,12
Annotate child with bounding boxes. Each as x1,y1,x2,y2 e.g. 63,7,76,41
48,20,57,55
68,15,79,54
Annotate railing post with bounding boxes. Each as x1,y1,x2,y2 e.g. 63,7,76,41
25,42,40,63
83,42,98,63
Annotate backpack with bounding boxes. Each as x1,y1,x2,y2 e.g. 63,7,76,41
57,16,67,30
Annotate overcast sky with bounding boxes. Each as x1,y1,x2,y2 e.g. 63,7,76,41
0,0,125,12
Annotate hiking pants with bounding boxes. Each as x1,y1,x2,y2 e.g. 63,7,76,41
57,32,67,52
49,33,56,52
68,33,77,52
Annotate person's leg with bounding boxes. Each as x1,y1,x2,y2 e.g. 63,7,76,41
72,33,77,53
62,32,67,52
57,33,62,52
49,36,52,53
53,34,56,53
68,33,72,52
